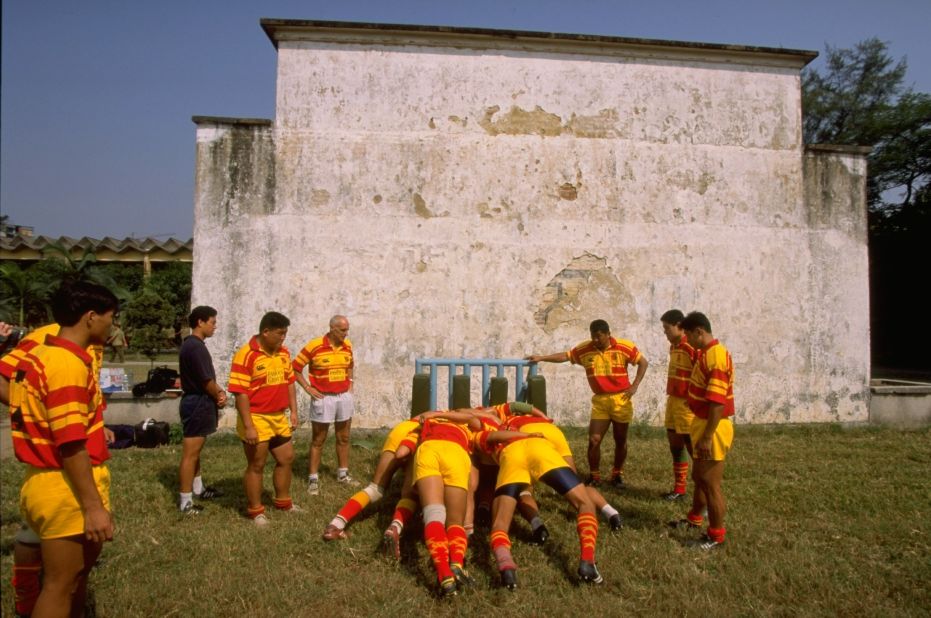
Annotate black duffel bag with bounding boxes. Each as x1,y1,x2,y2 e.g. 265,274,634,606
134,418,170,448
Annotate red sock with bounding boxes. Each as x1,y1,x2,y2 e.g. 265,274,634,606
273,497,293,511
687,509,704,527
611,467,623,480
12,561,42,616
424,521,453,581
673,462,689,494
247,505,266,519
336,490,370,524
391,498,417,530
576,512,598,562
490,530,516,571
447,524,468,566
589,470,602,481
707,526,726,543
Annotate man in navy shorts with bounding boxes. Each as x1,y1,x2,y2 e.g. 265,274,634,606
177,306,228,513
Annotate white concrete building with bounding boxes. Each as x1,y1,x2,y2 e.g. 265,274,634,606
193,20,870,428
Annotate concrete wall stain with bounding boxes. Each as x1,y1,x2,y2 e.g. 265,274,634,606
413,192,433,218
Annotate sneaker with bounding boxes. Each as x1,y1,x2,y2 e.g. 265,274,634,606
450,563,475,587
667,518,701,530
322,524,349,541
690,533,725,550
500,568,518,591
610,475,626,490
382,525,401,560
439,576,458,597
180,502,204,515
663,491,686,501
307,479,320,495
530,524,549,545
609,514,623,532
585,475,602,488
253,514,270,527
337,474,359,486
280,503,305,513
195,486,224,500
578,560,604,585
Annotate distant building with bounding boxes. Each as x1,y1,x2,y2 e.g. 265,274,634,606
193,20,870,427
0,235,193,275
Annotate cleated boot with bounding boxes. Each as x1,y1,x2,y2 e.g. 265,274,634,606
578,560,604,585
439,577,458,597
450,563,475,588
609,514,623,532
382,524,401,560
530,523,550,545
500,568,518,591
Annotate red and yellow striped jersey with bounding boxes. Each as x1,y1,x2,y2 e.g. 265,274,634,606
568,337,642,395
9,335,109,468
419,416,477,452
1,324,103,387
228,336,295,414
666,336,697,398
292,335,353,394
687,339,735,419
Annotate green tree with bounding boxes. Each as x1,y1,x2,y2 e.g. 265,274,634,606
41,241,131,301
122,288,174,362
0,262,52,325
146,262,193,331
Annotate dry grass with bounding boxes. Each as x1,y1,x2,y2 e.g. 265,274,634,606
2,423,929,617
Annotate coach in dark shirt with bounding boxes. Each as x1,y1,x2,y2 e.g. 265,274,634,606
177,306,228,513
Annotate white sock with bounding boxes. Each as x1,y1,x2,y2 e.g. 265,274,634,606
530,516,544,531
179,492,193,510
337,468,349,479
193,476,204,495
330,516,346,529
309,474,319,482
601,504,619,520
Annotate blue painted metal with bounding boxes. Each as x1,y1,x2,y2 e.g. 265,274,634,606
414,358,540,410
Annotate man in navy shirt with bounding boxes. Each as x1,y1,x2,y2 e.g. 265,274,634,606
177,306,228,513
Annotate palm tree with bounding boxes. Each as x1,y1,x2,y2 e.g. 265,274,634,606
0,262,51,325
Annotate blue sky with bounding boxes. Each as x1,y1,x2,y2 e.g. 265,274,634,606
2,0,929,240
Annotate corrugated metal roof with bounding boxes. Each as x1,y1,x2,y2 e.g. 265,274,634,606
0,235,193,260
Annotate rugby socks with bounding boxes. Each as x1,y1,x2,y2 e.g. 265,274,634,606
600,503,620,521
424,521,453,581
193,475,204,495
332,483,383,529
247,505,266,520
576,512,599,562
490,530,517,572
588,470,602,483
447,524,468,566
12,560,41,616
687,508,704,527
610,467,624,482
673,460,689,495
390,497,417,532
273,497,293,511
179,492,194,510
707,526,726,543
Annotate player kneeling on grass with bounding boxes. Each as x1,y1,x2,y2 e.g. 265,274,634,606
474,426,605,589
228,311,302,526
322,419,420,540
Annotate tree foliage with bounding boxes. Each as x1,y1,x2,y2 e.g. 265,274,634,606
122,288,175,361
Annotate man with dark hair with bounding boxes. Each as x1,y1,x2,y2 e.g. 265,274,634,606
229,311,301,526
177,306,228,514
660,309,698,500
671,311,735,549
527,319,648,488
7,280,118,616
292,314,355,494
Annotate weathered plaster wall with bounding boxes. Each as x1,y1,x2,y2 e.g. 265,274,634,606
193,26,869,428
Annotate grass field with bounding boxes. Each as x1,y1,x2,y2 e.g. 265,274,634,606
1,423,929,617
